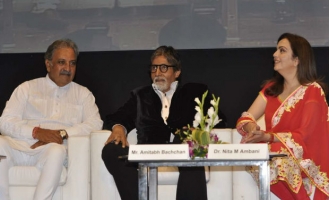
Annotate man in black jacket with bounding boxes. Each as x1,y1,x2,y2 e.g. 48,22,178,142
102,46,227,200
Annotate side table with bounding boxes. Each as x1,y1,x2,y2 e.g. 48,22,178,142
136,159,270,200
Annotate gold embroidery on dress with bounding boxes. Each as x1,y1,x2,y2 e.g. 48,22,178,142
272,86,307,127
247,131,329,195
248,83,329,196
308,83,329,122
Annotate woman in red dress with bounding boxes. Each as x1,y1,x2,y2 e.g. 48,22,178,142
236,33,329,200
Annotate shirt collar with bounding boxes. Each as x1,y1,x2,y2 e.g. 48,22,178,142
152,81,178,99
46,74,71,89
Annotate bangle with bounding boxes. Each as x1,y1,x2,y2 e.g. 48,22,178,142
268,133,274,143
241,122,256,133
241,123,248,133
32,127,39,139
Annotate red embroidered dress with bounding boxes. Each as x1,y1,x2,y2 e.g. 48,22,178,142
237,82,329,199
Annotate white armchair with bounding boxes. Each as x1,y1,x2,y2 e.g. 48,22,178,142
91,128,233,200
6,135,90,200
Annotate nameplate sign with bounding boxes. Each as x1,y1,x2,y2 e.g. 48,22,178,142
208,144,269,160
128,144,189,161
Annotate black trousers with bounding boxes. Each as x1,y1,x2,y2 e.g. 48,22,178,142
102,143,208,200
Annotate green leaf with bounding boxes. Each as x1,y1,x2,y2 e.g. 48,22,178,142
192,129,210,146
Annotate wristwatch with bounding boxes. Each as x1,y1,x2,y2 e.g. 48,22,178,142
59,130,68,140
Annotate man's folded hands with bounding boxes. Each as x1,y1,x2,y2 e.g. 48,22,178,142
30,128,63,149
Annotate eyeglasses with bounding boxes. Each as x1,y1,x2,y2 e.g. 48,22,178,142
150,64,174,73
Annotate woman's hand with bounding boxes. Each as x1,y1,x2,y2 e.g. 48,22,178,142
243,122,260,134
244,130,271,143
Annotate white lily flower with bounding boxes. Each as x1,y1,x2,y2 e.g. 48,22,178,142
193,120,200,128
194,112,201,122
207,107,215,117
205,118,213,125
206,115,221,130
212,115,221,126
178,91,223,158
194,97,201,105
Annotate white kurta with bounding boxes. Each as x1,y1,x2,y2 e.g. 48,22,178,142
0,74,103,151
0,75,103,200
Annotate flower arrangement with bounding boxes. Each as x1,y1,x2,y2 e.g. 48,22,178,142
176,91,225,159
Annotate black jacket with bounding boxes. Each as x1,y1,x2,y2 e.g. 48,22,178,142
105,82,227,144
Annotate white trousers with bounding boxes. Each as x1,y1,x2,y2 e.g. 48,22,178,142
0,136,66,200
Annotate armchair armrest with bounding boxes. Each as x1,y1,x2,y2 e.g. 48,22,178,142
63,135,90,200
91,130,121,200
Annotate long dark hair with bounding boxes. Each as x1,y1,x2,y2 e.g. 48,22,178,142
265,33,327,96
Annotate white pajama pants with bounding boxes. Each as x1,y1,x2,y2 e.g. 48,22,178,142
0,136,66,200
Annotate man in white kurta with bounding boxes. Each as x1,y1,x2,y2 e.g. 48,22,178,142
0,39,103,200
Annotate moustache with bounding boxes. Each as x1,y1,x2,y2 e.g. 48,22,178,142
60,70,71,76
154,76,166,82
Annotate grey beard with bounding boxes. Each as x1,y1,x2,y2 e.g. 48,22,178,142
153,78,169,92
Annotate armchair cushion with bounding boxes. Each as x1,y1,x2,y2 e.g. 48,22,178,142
6,135,90,200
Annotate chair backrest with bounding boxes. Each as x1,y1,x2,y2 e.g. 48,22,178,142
127,129,138,144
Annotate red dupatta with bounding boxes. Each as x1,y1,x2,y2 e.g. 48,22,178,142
237,82,329,199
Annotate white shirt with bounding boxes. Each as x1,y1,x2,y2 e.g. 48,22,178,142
0,75,103,145
152,81,178,142
114,81,178,141
152,81,178,106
